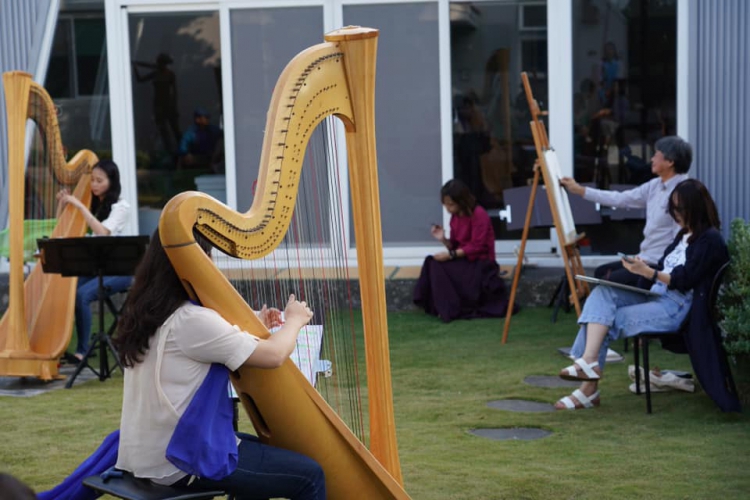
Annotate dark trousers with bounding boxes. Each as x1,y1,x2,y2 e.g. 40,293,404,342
189,433,326,500
74,275,133,355
594,260,641,287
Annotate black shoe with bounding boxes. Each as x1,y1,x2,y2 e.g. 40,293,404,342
62,352,81,365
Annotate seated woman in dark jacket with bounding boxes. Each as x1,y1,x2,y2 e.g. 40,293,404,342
555,179,739,411
413,179,515,322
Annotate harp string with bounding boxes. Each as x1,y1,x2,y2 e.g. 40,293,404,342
287,118,365,440
217,117,365,441
25,97,65,325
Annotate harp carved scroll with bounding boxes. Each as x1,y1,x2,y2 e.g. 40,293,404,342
0,71,97,380
159,27,410,498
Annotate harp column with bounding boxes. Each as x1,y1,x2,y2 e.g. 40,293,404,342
2,72,32,351
324,27,403,483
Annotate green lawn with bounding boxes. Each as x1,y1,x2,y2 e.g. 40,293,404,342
1,307,749,499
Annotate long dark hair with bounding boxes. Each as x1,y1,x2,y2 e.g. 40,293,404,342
440,179,477,216
668,179,720,243
115,228,211,367
90,160,122,222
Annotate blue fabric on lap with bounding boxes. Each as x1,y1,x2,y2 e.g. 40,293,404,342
166,363,238,480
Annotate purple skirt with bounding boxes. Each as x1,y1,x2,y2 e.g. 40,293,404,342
413,256,517,322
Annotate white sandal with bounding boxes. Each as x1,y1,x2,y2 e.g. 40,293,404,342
559,358,601,381
556,389,601,410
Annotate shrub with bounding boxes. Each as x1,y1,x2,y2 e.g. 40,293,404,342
719,218,750,355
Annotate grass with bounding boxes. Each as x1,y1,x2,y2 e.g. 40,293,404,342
1,307,749,499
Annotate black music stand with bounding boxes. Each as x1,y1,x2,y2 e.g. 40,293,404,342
37,236,149,388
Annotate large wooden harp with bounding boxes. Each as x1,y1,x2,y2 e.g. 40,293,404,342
159,27,409,498
0,72,97,380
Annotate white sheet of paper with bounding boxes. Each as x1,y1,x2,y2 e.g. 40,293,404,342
543,149,577,245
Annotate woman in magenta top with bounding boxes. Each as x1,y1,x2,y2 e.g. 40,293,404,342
414,179,516,322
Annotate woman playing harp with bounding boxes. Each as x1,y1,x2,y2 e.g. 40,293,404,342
157,26,410,499
114,229,326,498
0,71,97,380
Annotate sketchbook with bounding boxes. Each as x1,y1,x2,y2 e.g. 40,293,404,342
575,275,660,297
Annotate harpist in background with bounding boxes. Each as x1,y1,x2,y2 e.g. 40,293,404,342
413,179,517,322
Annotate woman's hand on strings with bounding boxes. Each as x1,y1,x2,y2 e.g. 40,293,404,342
257,305,283,329
245,295,313,369
283,294,313,329
56,188,84,216
56,188,84,209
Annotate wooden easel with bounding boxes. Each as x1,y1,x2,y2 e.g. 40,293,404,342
501,72,589,344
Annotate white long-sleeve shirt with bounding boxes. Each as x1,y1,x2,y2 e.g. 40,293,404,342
583,174,688,264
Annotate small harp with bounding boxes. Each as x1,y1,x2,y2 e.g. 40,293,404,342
0,72,97,380
159,27,410,498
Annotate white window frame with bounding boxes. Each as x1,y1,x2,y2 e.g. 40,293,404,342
106,0,689,267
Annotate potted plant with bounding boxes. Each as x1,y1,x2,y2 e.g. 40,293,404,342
719,218,750,405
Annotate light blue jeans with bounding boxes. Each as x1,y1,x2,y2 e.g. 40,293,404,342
570,284,693,372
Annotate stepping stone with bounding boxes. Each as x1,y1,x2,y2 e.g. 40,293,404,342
524,375,580,388
469,428,552,441
487,399,555,412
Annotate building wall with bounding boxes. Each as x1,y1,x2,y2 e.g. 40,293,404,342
0,0,56,229
688,0,750,232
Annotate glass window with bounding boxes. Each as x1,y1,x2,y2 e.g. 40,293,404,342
229,8,323,211
344,2,441,246
74,18,107,96
45,7,112,157
572,0,676,255
450,1,548,241
47,19,73,99
128,12,223,236
229,7,325,245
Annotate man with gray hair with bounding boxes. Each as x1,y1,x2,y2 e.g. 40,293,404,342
561,135,692,286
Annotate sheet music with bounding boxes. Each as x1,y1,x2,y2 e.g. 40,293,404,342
270,324,326,387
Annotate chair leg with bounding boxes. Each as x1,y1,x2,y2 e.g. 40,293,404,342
643,338,653,414
633,336,641,395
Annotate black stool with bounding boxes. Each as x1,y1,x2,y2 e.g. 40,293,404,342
83,471,226,500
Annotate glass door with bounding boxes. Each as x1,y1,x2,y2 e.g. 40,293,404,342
126,8,223,236
449,0,551,254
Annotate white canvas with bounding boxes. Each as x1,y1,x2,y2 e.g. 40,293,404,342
543,149,577,245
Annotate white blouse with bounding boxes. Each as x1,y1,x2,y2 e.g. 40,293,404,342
101,198,130,236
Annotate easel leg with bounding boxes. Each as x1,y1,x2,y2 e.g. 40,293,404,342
501,163,542,344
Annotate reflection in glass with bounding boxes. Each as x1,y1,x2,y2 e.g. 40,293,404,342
45,10,112,156
450,1,548,241
572,0,676,255
128,12,223,236
344,3,441,246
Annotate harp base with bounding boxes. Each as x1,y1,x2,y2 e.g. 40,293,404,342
0,356,63,381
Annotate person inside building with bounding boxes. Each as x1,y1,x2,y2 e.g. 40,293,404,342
413,178,516,322
177,107,224,173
